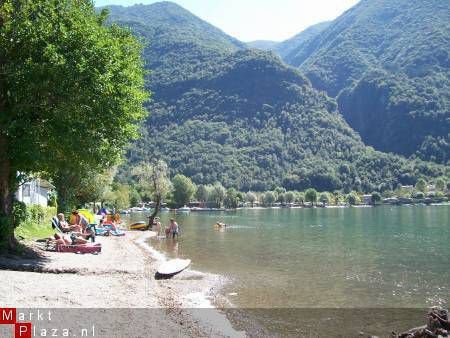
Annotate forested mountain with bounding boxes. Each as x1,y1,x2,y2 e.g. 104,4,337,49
276,22,331,60
106,2,447,192
278,0,450,164
246,22,330,59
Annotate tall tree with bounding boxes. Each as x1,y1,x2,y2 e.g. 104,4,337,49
132,160,172,227
195,185,209,206
224,188,239,209
415,178,427,193
172,174,196,207
305,188,318,206
435,178,446,192
245,192,257,207
0,0,148,250
210,182,226,208
263,191,276,207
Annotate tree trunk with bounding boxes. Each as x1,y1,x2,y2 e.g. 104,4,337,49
0,134,16,251
148,195,161,229
56,184,69,213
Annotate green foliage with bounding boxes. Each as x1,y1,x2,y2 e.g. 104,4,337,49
224,188,240,209
132,160,172,203
277,192,286,204
319,192,330,204
295,192,305,204
111,2,448,193
305,188,318,204
371,192,382,205
195,185,210,202
245,192,257,206
0,0,148,244
262,191,276,206
210,182,226,208
279,0,450,164
285,191,295,204
47,193,57,208
28,205,46,224
346,192,360,205
332,191,343,205
12,201,27,228
129,187,141,207
108,184,130,210
412,191,425,199
14,205,56,240
435,178,446,192
415,178,427,193
1,0,148,176
172,174,196,207
275,21,331,59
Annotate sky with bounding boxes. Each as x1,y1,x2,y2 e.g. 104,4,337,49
94,0,360,42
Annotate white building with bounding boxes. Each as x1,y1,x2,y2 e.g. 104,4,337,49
15,178,54,207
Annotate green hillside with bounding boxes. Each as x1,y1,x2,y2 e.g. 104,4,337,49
277,21,331,60
107,2,447,192
280,0,450,164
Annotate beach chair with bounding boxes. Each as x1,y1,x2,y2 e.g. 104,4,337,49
55,242,102,254
102,221,126,236
50,217,102,254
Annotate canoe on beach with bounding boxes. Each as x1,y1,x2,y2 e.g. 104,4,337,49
156,258,191,278
129,221,149,231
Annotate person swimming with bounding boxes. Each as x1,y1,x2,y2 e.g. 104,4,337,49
215,222,227,228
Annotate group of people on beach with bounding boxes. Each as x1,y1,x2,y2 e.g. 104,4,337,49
52,210,96,246
52,209,123,246
151,217,179,239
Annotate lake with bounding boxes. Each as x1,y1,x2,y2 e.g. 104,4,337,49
125,205,450,335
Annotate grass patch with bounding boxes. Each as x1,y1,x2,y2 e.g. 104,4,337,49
15,219,55,240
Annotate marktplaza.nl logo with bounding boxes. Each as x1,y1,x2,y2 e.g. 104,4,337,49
0,308,95,338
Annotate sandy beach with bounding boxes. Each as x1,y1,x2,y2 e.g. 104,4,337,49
0,231,244,337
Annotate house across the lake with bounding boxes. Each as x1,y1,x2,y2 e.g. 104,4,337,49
15,178,54,207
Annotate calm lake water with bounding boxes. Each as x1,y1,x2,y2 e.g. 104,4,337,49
125,205,450,335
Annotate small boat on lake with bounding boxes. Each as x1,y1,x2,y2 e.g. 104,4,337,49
177,206,191,212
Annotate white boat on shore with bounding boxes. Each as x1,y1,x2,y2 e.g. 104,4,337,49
177,206,191,212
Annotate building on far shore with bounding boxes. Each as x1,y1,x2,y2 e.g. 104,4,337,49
15,178,54,207
362,194,372,205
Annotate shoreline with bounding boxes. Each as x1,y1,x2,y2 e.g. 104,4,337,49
0,231,245,337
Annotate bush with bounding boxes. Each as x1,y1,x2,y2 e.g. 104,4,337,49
346,192,360,205
48,193,57,208
412,191,425,199
14,205,57,240
12,201,27,228
28,205,45,223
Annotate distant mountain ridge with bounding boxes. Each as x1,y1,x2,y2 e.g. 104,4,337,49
277,0,450,164
276,21,331,61
105,1,447,191
104,2,245,52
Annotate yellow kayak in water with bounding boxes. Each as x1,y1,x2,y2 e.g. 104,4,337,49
129,221,149,230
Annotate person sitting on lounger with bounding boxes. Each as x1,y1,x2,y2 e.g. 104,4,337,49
57,213,81,233
53,233,88,245
71,210,95,241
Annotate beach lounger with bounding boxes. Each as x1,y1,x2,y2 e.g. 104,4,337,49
102,222,126,236
52,216,96,242
56,242,102,254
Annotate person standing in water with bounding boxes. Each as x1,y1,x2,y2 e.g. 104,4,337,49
168,218,179,239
